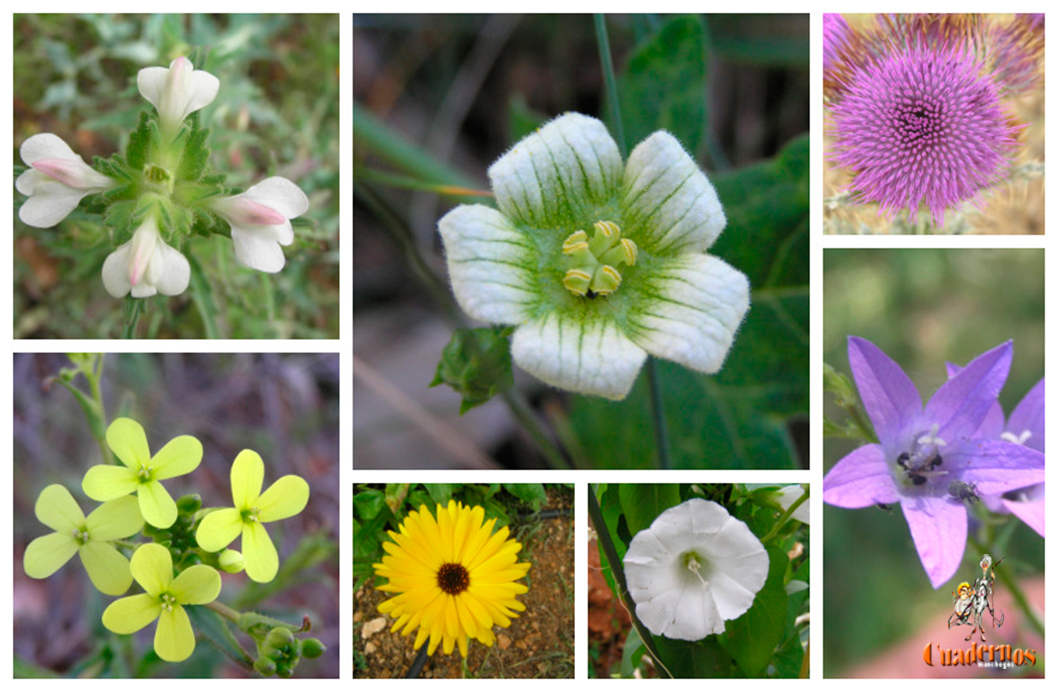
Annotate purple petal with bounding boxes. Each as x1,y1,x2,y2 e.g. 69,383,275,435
944,361,1005,438
823,444,900,508
946,439,1045,495
848,337,920,446
1007,377,1044,453
928,342,1011,446
902,494,967,588
1001,484,1044,537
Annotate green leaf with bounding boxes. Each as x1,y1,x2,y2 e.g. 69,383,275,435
653,636,732,678
619,626,645,677
503,483,548,511
568,136,808,469
186,604,254,669
430,327,514,414
718,544,790,676
619,484,680,536
126,111,154,171
353,489,386,519
383,484,409,516
424,484,458,507
177,114,211,182
618,15,708,157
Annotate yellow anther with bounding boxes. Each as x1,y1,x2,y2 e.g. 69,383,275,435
562,230,590,254
563,269,592,296
591,265,623,295
594,220,620,238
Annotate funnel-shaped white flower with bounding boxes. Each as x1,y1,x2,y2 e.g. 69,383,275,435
438,112,750,400
137,57,219,140
624,498,768,640
16,134,115,228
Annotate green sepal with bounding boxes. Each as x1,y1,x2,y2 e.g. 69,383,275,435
430,326,515,415
177,114,212,182
125,111,155,172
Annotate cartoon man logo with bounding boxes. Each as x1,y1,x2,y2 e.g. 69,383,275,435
948,554,1005,642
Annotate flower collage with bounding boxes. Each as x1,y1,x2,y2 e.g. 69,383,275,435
4,8,1048,687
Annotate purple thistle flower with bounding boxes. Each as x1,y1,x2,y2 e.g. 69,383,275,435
824,337,1044,587
823,14,852,82
829,45,1019,227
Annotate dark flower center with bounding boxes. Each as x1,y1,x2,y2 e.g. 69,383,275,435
436,562,470,595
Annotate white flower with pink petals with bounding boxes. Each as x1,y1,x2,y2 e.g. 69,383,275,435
101,216,190,298
16,134,115,228
210,177,309,273
137,57,220,140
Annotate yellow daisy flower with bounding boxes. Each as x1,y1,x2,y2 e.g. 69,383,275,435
373,500,531,657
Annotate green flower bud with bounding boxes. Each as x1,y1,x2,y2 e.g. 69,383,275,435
218,549,246,573
254,656,277,676
177,494,202,514
266,627,295,649
299,638,326,659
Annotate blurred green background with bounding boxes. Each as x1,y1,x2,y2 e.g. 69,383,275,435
823,248,1044,677
13,354,339,677
13,14,339,338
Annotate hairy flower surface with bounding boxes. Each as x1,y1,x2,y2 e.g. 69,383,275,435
438,112,749,400
624,498,768,640
16,133,115,228
101,215,191,298
137,57,219,141
102,543,221,662
823,338,1044,587
82,418,203,529
829,45,1018,227
23,485,143,595
373,500,531,657
210,177,309,273
195,449,310,583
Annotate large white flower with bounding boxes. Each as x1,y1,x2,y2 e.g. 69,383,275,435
624,498,768,640
16,133,115,228
101,215,190,298
137,57,220,140
438,112,749,400
210,177,309,273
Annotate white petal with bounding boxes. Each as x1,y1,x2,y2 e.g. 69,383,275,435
18,177,89,228
438,204,540,324
626,254,749,374
622,131,726,253
774,485,810,524
242,177,309,219
153,241,191,295
136,66,169,111
102,243,134,298
232,228,286,273
668,582,725,639
511,312,646,400
19,133,79,165
488,113,622,228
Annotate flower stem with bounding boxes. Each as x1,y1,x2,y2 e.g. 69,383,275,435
206,599,242,623
588,485,673,678
501,390,572,469
646,359,672,470
760,484,809,544
594,14,627,157
121,296,144,339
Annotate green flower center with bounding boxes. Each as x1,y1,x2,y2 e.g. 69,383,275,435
71,527,91,545
137,465,155,482
561,220,638,297
160,593,178,613
242,507,261,524
682,550,710,588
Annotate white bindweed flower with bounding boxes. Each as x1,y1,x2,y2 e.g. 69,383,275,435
16,133,115,228
624,498,768,640
209,177,309,273
101,215,190,298
137,57,220,140
438,112,750,400
773,485,810,524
